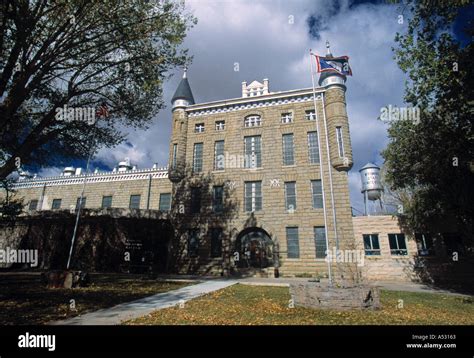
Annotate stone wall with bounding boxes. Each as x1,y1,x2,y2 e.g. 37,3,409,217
5,176,172,212
352,215,418,282
0,210,172,272
290,282,380,310
352,215,474,290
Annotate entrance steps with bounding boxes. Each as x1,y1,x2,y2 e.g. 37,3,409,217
233,267,276,278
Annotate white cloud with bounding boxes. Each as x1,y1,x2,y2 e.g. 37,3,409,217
38,166,62,178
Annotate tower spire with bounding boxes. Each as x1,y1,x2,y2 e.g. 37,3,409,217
171,65,195,110
326,40,331,55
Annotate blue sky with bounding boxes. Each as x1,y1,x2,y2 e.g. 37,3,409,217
37,0,472,213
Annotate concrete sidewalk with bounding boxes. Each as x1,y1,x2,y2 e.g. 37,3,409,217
50,279,237,325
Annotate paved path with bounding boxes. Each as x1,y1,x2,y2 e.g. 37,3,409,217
50,279,237,325
371,280,472,297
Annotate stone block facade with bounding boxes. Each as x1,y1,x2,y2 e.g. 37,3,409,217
2,74,359,279
353,215,474,286
167,77,357,279
352,215,418,282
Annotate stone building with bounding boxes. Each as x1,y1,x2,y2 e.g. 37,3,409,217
2,48,360,279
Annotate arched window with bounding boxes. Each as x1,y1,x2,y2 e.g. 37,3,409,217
244,115,261,128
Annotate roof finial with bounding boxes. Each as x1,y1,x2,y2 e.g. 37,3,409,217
326,40,331,55
183,65,187,79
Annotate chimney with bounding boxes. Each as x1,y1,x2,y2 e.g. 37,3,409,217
242,81,248,97
263,78,269,94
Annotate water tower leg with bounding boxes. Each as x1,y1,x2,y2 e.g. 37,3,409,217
364,191,368,216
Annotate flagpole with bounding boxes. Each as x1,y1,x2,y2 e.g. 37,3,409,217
309,49,332,286
321,92,339,250
66,126,96,270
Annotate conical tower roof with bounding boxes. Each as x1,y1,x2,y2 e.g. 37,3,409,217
171,70,195,105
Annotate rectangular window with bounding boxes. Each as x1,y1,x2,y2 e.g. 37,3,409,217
286,227,299,259
244,181,262,212
101,196,112,209
190,187,201,214
314,226,327,259
215,120,225,131
282,133,295,165
305,109,316,120
244,136,262,168
129,195,141,209
76,197,86,210
284,182,296,211
210,228,223,258
281,112,293,124
195,123,205,133
363,234,381,256
188,229,199,257
415,233,434,256
214,140,225,170
172,144,178,169
51,199,62,210
311,180,323,209
212,186,224,213
29,200,38,211
307,131,320,164
159,193,172,211
336,126,345,158
193,143,203,172
388,233,408,256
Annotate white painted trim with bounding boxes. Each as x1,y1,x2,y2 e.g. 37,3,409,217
12,168,169,189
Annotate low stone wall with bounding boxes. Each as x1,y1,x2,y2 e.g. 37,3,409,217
290,282,381,310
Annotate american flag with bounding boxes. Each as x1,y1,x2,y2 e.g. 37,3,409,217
96,102,109,118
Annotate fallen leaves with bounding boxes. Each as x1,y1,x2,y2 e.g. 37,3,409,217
126,284,474,326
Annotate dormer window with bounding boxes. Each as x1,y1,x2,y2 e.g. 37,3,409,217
215,120,225,131
281,112,293,124
195,123,205,133
305,110,316,121
244,115,261,128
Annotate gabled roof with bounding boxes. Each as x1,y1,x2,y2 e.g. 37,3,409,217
247,80,264,88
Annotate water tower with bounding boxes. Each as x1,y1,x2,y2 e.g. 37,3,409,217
359,163,384,215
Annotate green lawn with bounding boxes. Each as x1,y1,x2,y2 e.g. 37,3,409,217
0,273,192,325
126,284,474,325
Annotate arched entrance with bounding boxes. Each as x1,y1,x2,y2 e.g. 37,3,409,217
235,228,273,269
